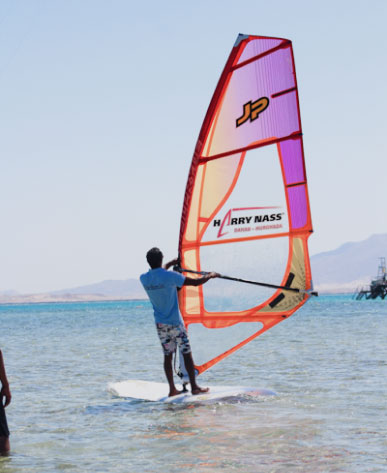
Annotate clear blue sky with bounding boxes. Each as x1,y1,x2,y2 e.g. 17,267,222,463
1,0,386,293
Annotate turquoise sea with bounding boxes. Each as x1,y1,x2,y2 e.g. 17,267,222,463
0,295,386,472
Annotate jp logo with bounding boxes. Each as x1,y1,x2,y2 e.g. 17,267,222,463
236,97,269,127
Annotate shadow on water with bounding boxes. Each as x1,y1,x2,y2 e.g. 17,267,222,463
83,390,276,416
118,397,351,473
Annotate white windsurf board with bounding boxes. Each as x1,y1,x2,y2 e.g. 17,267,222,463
108,379,276,403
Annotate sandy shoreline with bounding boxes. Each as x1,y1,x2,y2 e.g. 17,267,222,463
0,294,147,305
0,290,353,305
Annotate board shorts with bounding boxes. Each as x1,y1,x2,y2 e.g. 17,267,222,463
156,323,192,356
0,404,9,438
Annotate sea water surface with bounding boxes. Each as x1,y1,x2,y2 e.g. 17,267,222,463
0,295,386,472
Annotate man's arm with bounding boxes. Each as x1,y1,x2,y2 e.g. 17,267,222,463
0,350,11,407
163,258,179,270
183,272,219,287
163,257,219,285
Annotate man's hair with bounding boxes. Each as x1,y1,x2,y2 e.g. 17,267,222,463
146,247,163,269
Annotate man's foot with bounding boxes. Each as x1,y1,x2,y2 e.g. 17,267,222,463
168,388,183,397
191,386,209,395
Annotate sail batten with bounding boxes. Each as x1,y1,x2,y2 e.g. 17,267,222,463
199,132,303,163
178,34,314,375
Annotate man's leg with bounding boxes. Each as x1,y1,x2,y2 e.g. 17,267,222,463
182,352,209,395
0,405,10,454
0,436,10,455
156,323,182,397
163,353,182,397
176,324,209,395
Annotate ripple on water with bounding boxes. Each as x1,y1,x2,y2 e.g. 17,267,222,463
0,297,386,472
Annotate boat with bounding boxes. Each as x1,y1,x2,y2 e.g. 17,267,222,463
354,257,387,300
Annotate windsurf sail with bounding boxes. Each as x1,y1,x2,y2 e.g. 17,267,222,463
178,34,314,376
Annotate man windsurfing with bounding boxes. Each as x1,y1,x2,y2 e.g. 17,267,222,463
140,247,218,397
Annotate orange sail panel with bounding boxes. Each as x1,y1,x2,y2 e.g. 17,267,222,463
178,34,313,375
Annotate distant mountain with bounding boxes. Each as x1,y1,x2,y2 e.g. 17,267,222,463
0,279,146,304
51,278,145,298
311,233,387,293
1,234,386,303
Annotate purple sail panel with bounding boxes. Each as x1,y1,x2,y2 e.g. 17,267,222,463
288,185,307,229
279,139,305,185
204,48,299,158
236,38,284,65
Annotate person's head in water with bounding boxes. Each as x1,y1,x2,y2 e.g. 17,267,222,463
146,247,163,269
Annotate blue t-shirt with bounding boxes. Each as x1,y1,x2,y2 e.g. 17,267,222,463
140,268,186,325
